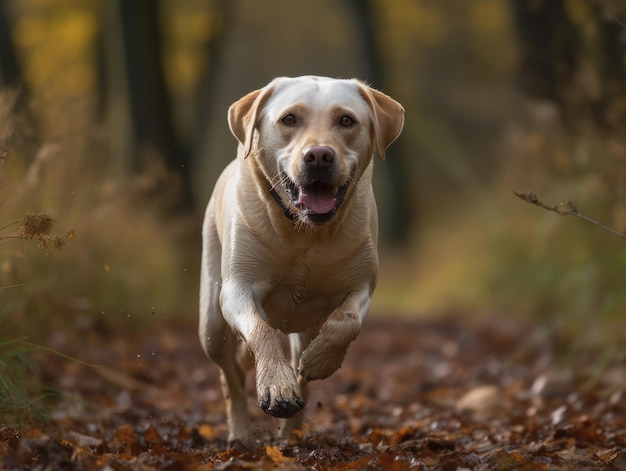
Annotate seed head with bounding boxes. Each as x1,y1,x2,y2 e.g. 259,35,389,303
19,212,56,239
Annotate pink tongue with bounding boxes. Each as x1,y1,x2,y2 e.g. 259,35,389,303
298,184,336,214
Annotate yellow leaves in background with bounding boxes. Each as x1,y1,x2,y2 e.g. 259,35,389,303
376,0,510,54
564,0,594,27
375,0,445,57
469,1,507,36
161,0,216,93
13,7,97,83
12,2,98,133
373,0,513,98
8,0,221,133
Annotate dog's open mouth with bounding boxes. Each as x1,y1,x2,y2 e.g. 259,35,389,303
298,182,338,214
279,177,349,224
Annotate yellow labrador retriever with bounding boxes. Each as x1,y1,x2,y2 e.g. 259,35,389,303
199,76,404,446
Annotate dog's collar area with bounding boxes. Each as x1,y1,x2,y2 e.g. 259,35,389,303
269,186,297,221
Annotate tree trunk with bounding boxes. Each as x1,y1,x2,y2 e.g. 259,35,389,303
116,0,193,210
350,0,412,246
512,0,626,132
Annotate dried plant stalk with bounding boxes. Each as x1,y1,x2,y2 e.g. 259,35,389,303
18,212,56,238
0,211,72,250
514,190,626,239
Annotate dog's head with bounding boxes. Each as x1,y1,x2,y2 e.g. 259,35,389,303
228,76,404,227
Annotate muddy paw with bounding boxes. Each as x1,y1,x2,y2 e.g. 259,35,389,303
257,366,304,418
228,437,251,451
260,396,305,418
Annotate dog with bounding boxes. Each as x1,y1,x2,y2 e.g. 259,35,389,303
199,75,404,447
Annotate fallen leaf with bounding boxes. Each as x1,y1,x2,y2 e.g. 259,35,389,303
265,445,295,463
198,424,216,441
456,385,506,418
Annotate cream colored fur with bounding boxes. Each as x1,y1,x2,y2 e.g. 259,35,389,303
199,76,404,447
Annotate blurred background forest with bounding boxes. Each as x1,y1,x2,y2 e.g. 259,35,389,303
1,0,625,347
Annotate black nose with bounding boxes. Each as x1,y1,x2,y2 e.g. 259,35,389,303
302,146,335,168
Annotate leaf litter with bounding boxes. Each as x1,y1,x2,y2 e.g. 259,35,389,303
1,316,625,470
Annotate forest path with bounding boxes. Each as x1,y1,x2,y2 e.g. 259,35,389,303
2,316,625,470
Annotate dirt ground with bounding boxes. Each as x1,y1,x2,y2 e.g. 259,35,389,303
1,315,625,470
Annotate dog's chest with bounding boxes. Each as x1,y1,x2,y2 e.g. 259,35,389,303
261,280,346,333
259,255,352,333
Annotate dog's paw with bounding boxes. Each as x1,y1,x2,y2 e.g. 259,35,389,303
260,395,305,418
228,436,251,451
257,365,304,418
298,338,347,381
299,311,360,381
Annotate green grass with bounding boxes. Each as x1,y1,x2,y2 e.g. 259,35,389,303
0,338,57,428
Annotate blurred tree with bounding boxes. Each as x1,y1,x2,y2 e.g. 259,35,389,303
513,0,626,132
191,0,232,182
350,0,412,246
0,0,37,149
0,0,21,91
105,0,193,211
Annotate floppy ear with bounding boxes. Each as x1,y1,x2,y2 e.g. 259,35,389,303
227,84,275,158
357,83,405,160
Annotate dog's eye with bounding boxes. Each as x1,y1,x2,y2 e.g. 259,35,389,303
339,115,355,127
281,114,297,126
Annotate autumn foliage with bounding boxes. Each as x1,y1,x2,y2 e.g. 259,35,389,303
1,0,626,469
2,319,625,469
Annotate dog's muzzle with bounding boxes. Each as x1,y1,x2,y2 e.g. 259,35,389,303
271,146,350,225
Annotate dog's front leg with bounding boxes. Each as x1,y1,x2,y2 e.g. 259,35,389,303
220,280,305,419
279,333,311,440
298,289,370,381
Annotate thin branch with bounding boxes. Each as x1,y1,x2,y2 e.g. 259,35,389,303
0,220,19,232
0,235,23,241
514,190,626,239
0,283,25,290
